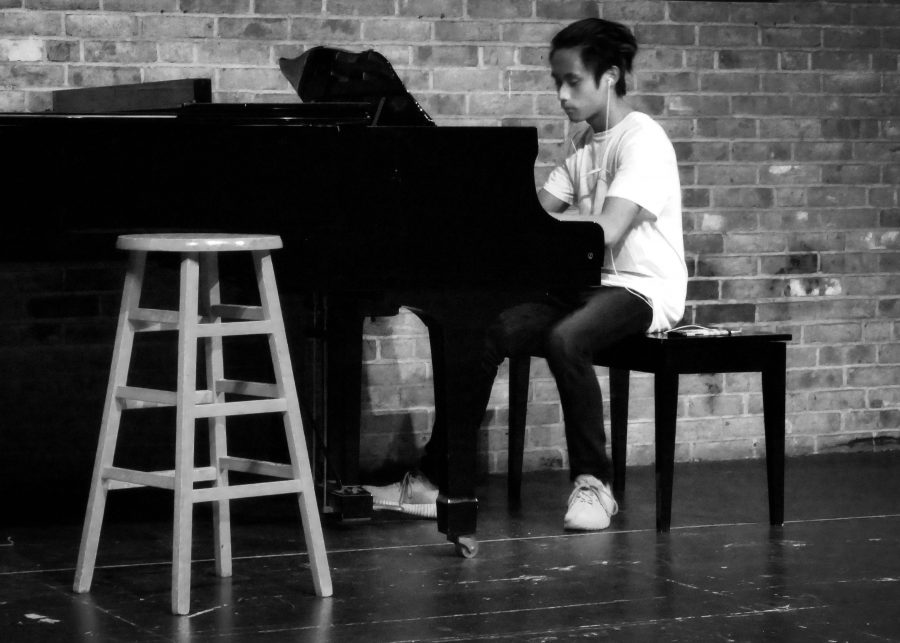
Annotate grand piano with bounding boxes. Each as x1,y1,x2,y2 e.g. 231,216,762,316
1,48,604,556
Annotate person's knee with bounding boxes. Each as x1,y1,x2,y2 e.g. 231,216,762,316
546,324,586,365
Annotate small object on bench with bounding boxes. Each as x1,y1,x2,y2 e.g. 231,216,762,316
507,330,791,532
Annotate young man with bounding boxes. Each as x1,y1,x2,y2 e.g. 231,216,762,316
365,18,686,530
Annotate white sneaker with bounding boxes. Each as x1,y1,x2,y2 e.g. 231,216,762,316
362,471,438,519
563,474,618,531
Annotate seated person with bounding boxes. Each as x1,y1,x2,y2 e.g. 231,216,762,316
365,17,686,531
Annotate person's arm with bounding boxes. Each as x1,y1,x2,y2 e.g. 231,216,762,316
538,188,569,214
596,196,641,247
540,188,640,248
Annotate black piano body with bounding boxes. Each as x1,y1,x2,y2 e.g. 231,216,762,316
1,79,604,553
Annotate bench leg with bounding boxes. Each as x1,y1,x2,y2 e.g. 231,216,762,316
609,368,630,505
507,356,531,507
654,371,679,533
762,342,787,526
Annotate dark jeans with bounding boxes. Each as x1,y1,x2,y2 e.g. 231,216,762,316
419,286,653,486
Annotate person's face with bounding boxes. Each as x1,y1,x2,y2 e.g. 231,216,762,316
550,47,609,130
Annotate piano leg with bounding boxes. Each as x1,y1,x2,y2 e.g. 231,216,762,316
421,315,492,558
318,298,374,521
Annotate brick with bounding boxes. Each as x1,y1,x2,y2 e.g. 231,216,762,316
697,164,757,186
196,39,268,64
819,343,876,366
0,89,26,109
0,12,62,36
325,0,395,16
732,142,791,163
433,67,500,91
699,71,759,93
397,0,463,18
66,13,137,38
289,18,359,41
636,71,698,93
469,0,531,19
694,303,755,325
789,412,842,436
104,0,177,11
218,67,288,90
416,45,478,67
824,27,882,50
812,50,871,71
0,37,42,61
759,299,878,323
83,40,158,63
760,26,821,49
535,0,598,20
364,18,431,42
807,186,868,208
220,17,289,39
434,20,498,42
0,62,64,86
46,39,79,62
634,24,695,47
719,49,777,71
713,187,774,209
696,256,756,278
668,1,729,24
848,365,900,388
181,0,251,13
699,25,758,48
24,0,99,8
140,15,214,38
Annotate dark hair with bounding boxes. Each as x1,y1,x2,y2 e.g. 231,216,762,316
550,18,638,96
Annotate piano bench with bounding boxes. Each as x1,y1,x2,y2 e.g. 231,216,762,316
506,330,792,532
72,233,331,615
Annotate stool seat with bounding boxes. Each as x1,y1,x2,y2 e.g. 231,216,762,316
508,330,791,532
116,233,283,253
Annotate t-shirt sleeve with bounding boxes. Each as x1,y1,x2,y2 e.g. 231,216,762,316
605,125,677,217
541,162,575,205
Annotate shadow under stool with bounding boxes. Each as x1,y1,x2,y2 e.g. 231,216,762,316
72,233,332,615
507,331,792,532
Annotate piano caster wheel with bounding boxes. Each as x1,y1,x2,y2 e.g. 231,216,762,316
453,535,479,559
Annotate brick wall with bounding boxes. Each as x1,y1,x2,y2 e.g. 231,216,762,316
1,1,898,489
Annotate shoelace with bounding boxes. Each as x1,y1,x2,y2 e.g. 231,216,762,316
568,483,619,515
398,471,424,504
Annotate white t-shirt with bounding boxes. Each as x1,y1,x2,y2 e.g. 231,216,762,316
542,111,686,332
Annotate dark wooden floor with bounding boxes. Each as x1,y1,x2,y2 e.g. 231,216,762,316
3,451,900,642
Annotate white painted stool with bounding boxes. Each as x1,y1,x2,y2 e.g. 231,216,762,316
72,233,332,615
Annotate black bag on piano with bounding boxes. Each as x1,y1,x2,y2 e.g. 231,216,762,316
278,46,434,127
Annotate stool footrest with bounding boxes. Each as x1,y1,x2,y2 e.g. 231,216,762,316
221,456,294,479
217,379,279,398
194,398,287,418
193,479,304,503
196,320,274,338
117,386,214,409
210,304,264,321
104,465,218,491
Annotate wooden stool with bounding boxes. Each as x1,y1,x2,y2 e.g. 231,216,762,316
507,331,791,532
72,233,332,615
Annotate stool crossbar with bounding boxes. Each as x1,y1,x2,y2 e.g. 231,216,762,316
72,233,332,615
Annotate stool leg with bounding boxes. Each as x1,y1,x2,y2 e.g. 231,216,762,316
201,254,232,577
762,342,786,526
507,356,530,507
609,368,630,505
74,250,147,593
255,250,332,597
173,252,200,615
654,371,679,533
